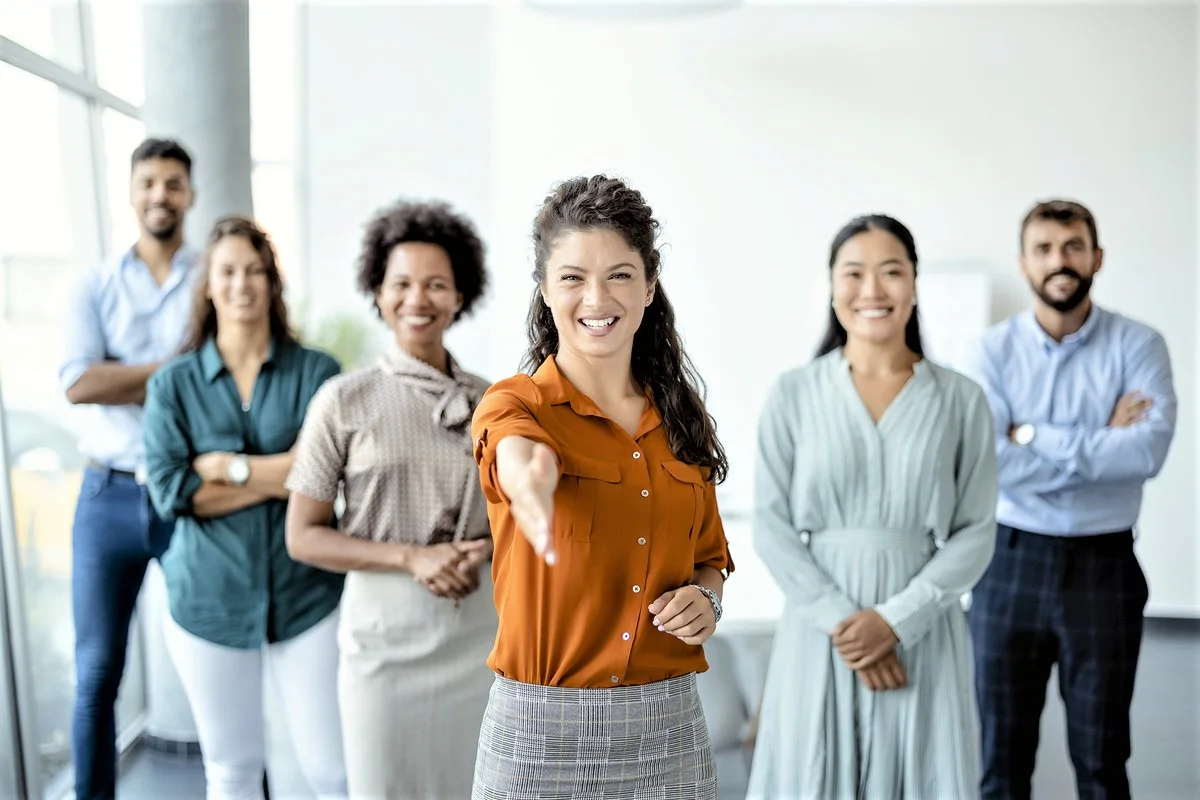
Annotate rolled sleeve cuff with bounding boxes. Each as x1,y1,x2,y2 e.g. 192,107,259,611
158,470,205,521
58,359,91,394
472,424,557,504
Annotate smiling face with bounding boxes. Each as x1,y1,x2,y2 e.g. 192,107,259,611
540,228,655,363
130,156,193,242
831,227,916,348
1020,218,1102,313
206,234,272,328
375,241,463,356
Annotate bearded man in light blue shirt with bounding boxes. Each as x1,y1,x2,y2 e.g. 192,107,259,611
962,200,1177,800
58,138,200,800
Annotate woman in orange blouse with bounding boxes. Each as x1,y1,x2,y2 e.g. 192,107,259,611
470,175,734,799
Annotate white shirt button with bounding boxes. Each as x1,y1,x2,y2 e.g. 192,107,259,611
632,585,641,593
610,676,619,683
637,537,646,546
622,632,630,641
633,452,641,459
640,489,649,497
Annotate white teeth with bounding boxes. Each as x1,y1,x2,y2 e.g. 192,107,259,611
404,315,435,325
857,308,891,319
581,317,615,329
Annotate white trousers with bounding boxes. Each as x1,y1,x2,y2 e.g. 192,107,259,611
163,608,348,800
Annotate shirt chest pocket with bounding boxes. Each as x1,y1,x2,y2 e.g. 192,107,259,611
259,421,301,455
558,455,621,543
661,460,705,541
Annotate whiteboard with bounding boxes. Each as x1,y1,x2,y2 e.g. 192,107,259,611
916,270,993,372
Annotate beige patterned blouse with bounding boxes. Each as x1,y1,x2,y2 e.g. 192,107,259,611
286,346,492,545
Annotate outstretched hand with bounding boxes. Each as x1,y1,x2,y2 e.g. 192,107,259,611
507,442,560,565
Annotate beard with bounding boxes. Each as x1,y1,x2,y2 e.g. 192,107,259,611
1034,267,1092,312
144,207,180,242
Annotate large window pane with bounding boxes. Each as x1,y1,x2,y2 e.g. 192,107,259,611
102,108,146,254
0,63,97,794
0,0,84,72
89,0,143,106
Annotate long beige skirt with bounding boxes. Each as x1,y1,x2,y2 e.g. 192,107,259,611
338,567,498,799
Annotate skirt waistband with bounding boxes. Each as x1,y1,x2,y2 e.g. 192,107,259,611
492,672,697,705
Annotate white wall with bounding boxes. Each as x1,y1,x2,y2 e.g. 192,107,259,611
299,2,1198,615
297,2,496,359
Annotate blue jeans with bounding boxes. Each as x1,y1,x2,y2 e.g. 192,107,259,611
71,466,173,800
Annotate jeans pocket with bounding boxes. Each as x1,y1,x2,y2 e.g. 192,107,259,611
78,469,108,501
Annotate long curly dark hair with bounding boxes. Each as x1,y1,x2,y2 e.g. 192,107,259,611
521,175,728,484
814,214,925,359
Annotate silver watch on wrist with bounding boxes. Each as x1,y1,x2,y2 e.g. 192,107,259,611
226,454,250,486
691,584,723,625
1013,423,1035,447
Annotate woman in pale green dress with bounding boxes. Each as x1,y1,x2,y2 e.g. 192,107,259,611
747,215,998,800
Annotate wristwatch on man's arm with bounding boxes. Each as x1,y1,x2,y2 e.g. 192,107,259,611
1012,423,1035,446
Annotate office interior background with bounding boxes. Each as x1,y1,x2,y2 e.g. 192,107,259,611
0,0,1197,798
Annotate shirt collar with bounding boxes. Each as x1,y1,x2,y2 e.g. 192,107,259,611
531,354,663,436
380,345,462,384
200,336,281,383
121,242,200,291
1020,304,1104,350
380,346,481,429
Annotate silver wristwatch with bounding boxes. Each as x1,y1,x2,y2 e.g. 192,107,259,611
226,454,250,486
691,584,723,625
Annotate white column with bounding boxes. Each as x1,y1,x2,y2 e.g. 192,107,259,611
139,0,255,748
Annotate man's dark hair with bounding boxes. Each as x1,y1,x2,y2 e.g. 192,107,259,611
1020,199,1099,251
130,138,192,177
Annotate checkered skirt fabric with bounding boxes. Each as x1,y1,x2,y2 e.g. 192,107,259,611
471,673,718,799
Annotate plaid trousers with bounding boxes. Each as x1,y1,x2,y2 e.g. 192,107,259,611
968,524,1148,800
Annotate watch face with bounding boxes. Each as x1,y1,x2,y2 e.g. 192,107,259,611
228,456,249,483
1016,425,1034,445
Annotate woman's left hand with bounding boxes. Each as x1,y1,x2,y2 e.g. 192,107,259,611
648,586,715,646
192,452,232,483
832,609,900,669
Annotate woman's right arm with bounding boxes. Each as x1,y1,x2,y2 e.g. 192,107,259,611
753,376,860,634
283,379,484,596
284,493,407,571
285,495,487,596
143,368,265,521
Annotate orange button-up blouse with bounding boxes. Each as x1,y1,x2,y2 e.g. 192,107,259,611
471,355,735,689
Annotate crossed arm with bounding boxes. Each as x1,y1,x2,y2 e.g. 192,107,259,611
960,333,1177,492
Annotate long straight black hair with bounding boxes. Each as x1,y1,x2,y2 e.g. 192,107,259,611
814,214,925,359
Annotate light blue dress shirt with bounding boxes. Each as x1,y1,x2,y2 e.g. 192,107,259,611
58,244,200,472
961,305,1177,536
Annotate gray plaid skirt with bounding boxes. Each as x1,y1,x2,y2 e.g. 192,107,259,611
471,672,717,799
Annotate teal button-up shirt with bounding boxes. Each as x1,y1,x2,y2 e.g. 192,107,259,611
143,337,344,648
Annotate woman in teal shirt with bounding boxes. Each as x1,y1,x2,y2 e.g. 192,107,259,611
143,215,347,800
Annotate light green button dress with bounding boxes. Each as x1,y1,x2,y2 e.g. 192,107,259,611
747,349,998,800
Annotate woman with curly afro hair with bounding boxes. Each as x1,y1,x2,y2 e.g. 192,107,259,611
285,199,497,798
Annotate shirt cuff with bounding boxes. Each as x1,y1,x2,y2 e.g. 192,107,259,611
875,589,934,647
811,594,860,635
1028,423,1072,462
